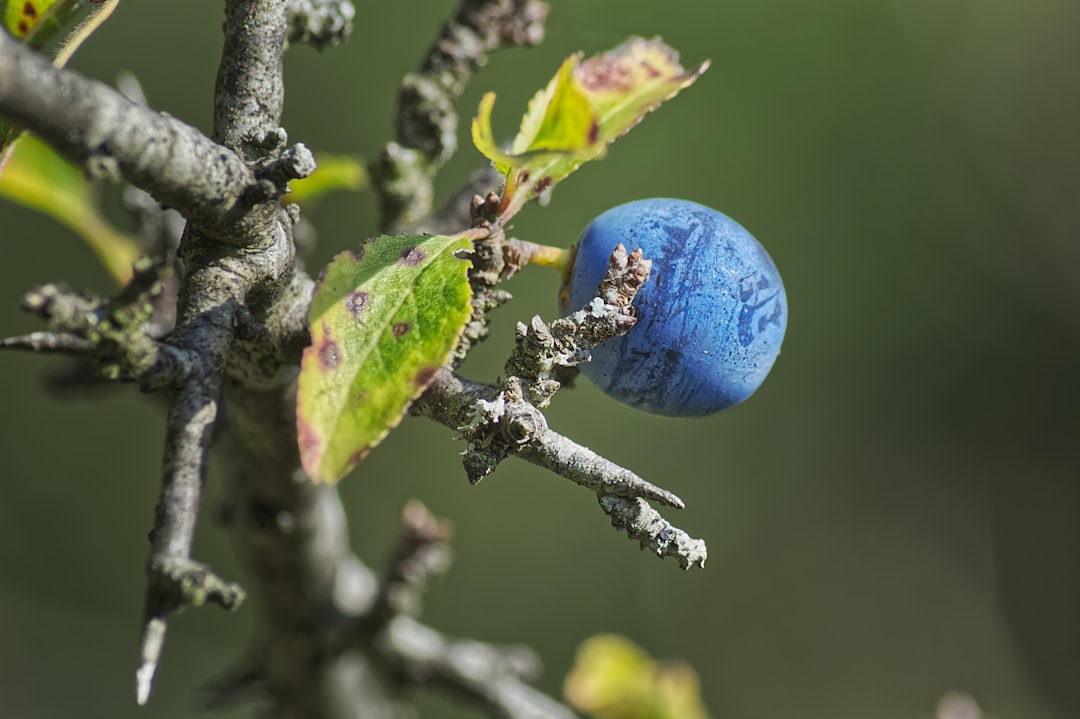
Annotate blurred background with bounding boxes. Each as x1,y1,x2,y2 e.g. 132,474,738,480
1,1,1078,717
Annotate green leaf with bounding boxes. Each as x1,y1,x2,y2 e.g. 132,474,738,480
285,152,368,207
564,635,711,719
2,0,110,47
0,132,141,284
297,232,475,484
471,37,708,222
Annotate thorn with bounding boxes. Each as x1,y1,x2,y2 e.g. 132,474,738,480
135,615,168,705
0,332,93,354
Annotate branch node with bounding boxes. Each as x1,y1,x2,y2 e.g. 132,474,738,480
85,152,122,182
242,178,278,206
135,561,243,706
250,125,288,151
146,556,246,611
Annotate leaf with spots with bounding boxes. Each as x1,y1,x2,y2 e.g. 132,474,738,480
297,232,475,484
471,37,708,223
0,0,117,159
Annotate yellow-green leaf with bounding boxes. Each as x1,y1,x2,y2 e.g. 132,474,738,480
564,635,710,719
512,55,594,155
297,232,475,484
0,0,118,157
1,0,113,48
0,133,140,284
286,152,368,206
471,37,708,222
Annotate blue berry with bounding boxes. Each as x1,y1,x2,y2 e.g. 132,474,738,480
563,198,787,416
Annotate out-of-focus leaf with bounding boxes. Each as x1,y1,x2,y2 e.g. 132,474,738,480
564,635,710,719
471,37,708,222
0,0,117,159
0,133,140,284
297,232,474,484
286,152,368,206
2,0,111,47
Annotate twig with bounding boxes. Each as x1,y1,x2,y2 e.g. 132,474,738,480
376,616,578,719
519,430,683,509
346,502,578,718
214,0,288,153
415,368,693,509
373,0,549,232
599,497,707,570
364,501,454,628
136,291,245,704
15,277,194,389
0,331,93,354
501,244,650,408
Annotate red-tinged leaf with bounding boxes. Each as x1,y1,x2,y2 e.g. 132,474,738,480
297,232,474,484
471,37,708,222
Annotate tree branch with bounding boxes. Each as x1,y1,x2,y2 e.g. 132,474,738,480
599,497,707,570
5,271,194,389
136,269,249,704
363,501,453,628
134,0,317,703
376,616,579,719
0,32,257,227
373,0,549,232
0,330,93,354
215,0,289,153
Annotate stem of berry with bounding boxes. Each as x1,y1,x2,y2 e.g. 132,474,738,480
503,238,573,274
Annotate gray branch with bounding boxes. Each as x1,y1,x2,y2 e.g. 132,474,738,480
214,0,289,153
373,0,549,232
599,497,708,571
0,32,257,227
0,331,93,354
9,275,194,389
414,368,704,569
350,503,578,718
376,616,579,719
364,501,454,628
136,269,247,705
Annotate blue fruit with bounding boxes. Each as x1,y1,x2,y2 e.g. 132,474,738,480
563,198,786,416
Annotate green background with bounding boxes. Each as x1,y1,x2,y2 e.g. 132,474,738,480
2,1,1078,717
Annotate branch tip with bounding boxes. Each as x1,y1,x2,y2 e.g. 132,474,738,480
0,331,94,355
135,615,168,705
599,496,707,570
